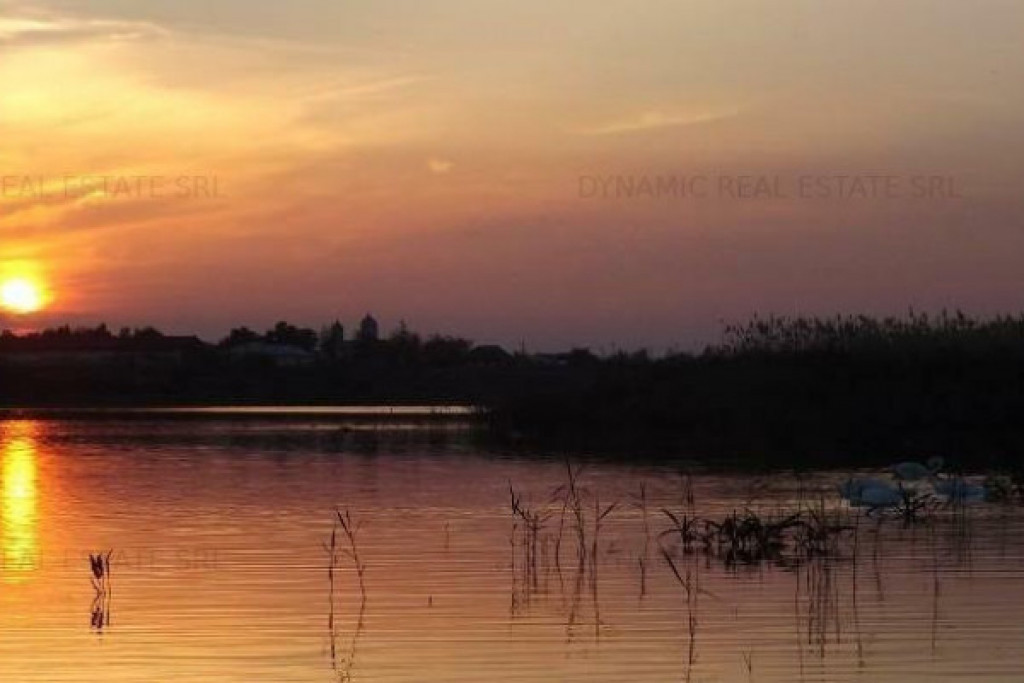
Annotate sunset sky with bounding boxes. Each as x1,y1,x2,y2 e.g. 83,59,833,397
1,0,1022,350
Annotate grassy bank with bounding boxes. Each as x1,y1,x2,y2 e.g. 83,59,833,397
489,312,1024,467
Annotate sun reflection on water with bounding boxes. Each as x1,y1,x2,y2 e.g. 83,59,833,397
2,422,39,580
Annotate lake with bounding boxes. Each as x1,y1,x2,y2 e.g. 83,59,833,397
1,416,1023,681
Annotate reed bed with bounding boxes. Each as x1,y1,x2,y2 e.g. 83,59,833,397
506,465,984,583
496,464,1007,678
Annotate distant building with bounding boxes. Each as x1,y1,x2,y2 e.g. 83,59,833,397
468,344,512,365
529,349,598,367
357,314,379,342
321,321,345,357
228,342,315,368
530,353,567,367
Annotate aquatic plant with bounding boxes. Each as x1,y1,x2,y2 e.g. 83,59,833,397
702,510,803,565
589,494,618,586
719,309,1024,356
551,461,588,568
329,598,366,683
793,500,853,557
798,557,842,657
893,486,937,524
329,509,367,601
633,482,651,547
659,508,703,552
324,509,369,680
508,462,617,638
89,550,113,595
509,483,551,587
659,547,707,682
88,550,113,632
632,483,651,597
324,524,340,630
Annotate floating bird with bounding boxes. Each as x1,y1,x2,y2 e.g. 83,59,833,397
839,477,903,507
933,476,986,502
984,474,1014,502
890,456,944,481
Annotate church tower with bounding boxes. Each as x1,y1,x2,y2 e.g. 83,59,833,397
358,313,379,342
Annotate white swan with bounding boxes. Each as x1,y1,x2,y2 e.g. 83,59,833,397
890,456,944,481
933,476,986,502
839,477,903,507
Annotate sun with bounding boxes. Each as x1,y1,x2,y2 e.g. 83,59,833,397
0,278,46,314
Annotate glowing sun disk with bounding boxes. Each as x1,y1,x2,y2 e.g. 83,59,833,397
0,278,45,314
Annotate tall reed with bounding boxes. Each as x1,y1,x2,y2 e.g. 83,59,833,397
88,550,113,632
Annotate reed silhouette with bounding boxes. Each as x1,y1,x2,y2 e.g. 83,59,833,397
508,461,619,639
324,509,368,681
88,550,113,633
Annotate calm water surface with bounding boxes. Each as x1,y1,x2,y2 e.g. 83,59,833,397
1,418,1023,681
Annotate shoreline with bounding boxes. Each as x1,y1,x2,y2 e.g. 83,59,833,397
0,404,483,422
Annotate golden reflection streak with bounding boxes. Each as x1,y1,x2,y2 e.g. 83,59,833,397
2,421,40,580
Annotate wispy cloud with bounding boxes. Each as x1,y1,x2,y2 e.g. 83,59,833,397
0,14,167,47
575,108,740,136
428,158,455,174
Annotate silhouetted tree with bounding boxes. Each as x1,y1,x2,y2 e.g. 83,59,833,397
266,321,318,351
220,327,261,348
387,320,422,365
421,335,472,366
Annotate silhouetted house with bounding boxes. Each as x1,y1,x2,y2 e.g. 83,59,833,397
530,353,567,367
320,321,346,358
468,344,512,365
228,342,315,368
357,314,379,342
528,349,598,367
